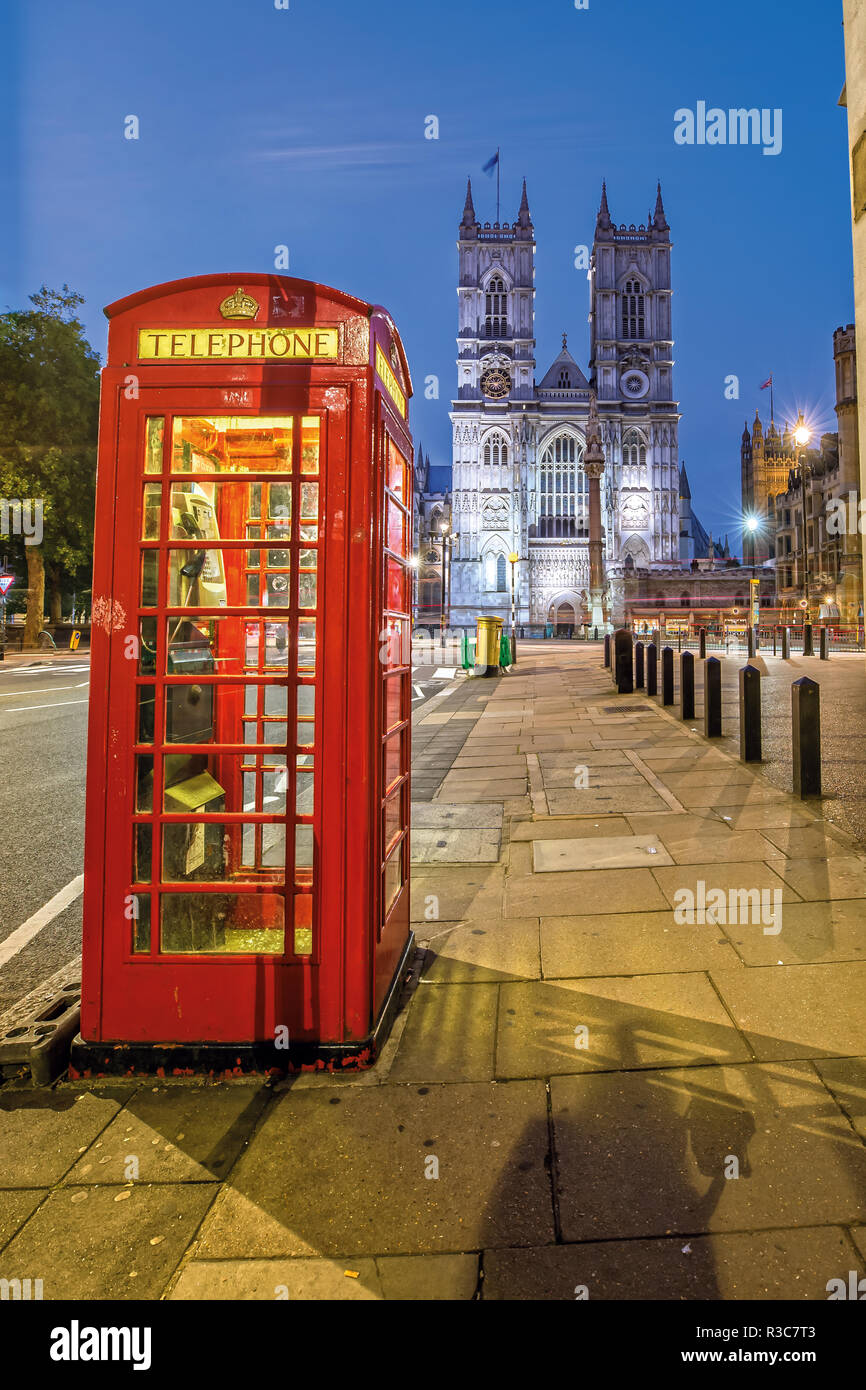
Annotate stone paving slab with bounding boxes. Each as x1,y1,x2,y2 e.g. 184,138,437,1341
411,828,502,864
540,911,743,979
387,983,498,1083
169,1252,479,1300
650,861,800,909
533,834,673,872
507,866,670,918
545,786,670,816
550,1062,866,1241
0,1182,215,1300
509,816,632,841
709,963,866,1060
814,1058,866,1143
774,854,866,902
495,975,751,1078
711,803,820,830
410,865,505,922
0,1189,46,1247
61,1084,270,1186
482,1227,863,1300
420,919,541,983
411,803,503,829
193,1081,553,1259
721,899,866,966
0,1087,130,1187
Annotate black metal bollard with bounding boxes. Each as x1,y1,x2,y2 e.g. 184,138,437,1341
739,664,762,762
603,633,611,668
792,677,821,797
635,641,645,690
803,621,814,657
819,627,828,660
773,627,777,656
680,650,695,720
704,656,722,737
647,643,658,697
781,627,790,659
699,627,707,659
661,646,674,706
747,627,755,658
614,628,634,694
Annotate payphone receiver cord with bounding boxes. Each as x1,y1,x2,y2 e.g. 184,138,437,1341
168,568,201,647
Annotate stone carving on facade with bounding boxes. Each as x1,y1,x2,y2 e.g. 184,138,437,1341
482,496,510,529
531,547,590,590
621,494,650,530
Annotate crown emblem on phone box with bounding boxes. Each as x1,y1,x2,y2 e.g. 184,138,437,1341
219,287,260,319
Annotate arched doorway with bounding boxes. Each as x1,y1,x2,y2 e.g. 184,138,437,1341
547,599,576,638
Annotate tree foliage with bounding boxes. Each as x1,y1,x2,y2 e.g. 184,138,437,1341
0,286,101,643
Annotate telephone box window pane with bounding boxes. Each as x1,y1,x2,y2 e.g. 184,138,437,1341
269,482,292,518
132,895,151,953
300,482,318,520
295,824,313,870
297,620,316,673
246,570,291,607
383,731,403,792
296,719,314,748
301,417,320,475
384,675,404,731
142,484,161,539
383,845,403,913
387,499,405,554
385,557,407,612
264,686,288,717
159,893,285,954
145,418,164,474
172,417,293,474
383,789,403,855
139,618,157,674
387,441,407,501
167,548,227,608
299,547,317,571
161,822,284,882
298,572,317,609
164,480,289,542
382,618,409,670
141,552,158,607
136,755,154,812
296,770,314,816
137,685,155,744
294,894,313,955
297,685,315,718
162,753,284,815
134,825,152,884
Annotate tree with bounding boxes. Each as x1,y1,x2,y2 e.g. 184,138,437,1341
0,286,100,647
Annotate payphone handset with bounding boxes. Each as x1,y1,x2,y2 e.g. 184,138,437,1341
170,484,227,609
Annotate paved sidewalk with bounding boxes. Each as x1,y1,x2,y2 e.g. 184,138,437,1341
1,642,865,1300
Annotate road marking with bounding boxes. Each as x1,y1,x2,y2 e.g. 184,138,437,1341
413,684,426,700
2,698,90,712
0,875,84,968
0,684,88,698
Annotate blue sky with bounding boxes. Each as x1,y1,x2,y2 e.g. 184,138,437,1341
1,0,854,545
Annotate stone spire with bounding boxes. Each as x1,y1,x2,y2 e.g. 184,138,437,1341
653,181,669,231
461,177,476,230
596,180,612,232
517,178,532,228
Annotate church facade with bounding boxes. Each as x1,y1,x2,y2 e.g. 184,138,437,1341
448,179,682,630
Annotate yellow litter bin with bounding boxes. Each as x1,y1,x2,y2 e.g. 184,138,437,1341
473,615,504,677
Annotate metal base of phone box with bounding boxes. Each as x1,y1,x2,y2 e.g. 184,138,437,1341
69,932,416,1079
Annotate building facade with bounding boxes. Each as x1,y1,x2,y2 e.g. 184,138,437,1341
448,180,683,631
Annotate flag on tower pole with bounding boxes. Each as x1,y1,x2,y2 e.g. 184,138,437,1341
482,148,501,223
760,374,774,422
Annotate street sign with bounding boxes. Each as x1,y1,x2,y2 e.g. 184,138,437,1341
0,576,14,595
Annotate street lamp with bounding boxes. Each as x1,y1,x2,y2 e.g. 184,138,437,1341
407,554,419,630
438,521,457,648
508,552,519,666
793,413,813,624
743,514,761,644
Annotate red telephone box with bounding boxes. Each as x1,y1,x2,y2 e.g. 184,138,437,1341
73,274,414,1072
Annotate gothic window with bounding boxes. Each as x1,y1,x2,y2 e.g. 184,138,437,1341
538,433,588,539
496,554,507,591
557,369,570,388
484,276,507,338
621,279,645,340
622,429,647,486
482,431,509,467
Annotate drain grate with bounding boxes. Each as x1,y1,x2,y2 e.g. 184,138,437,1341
602,704,652,715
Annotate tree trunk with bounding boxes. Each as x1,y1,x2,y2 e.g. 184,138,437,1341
48,568,62,624
23,544,45,649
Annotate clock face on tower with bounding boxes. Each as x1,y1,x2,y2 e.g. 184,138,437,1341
480,368,510,400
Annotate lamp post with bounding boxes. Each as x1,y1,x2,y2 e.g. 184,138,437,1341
793,414,812,624
508,552,519,665
744,514,760,645
438,521,457,650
